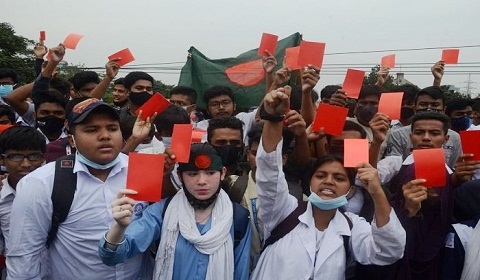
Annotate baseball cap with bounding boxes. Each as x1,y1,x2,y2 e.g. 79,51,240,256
68,98,119,125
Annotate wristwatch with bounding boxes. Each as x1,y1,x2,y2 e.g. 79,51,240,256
259,105,285,123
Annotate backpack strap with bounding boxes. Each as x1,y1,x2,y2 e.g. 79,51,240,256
232,202,249,248
341,212,353,256
47,154,77,248
262,200,308,252
227,175,249,204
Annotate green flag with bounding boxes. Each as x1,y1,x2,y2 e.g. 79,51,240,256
178,33,302,110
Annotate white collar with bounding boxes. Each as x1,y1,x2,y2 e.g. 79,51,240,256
0,177,16,199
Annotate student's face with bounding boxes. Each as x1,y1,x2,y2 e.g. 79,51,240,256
0,77,15,86
410,119,448,149
112,84,128,103
0,149,44,187
72,112,122,165
247,141,259,173
0,115,13,125
449,106,473,119
35,102,66,119
209,128,243,147
77,82,98,97
129,80,153,94
207,95,235,118
170,94,196,114
415,95,444,112
327,130,363,156
310,161,351,200
180,169,226,200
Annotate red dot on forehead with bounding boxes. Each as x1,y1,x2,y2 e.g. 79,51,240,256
195,155,211,169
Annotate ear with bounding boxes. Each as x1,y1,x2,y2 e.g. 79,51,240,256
233,102,237,112
0,156,4,166
67,134,76,148
444,134,450,144
190,104,197,113
281,153,288,166
177,170,184,184
220,167,227,181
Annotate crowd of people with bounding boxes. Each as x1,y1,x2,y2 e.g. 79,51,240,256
0,38,479,280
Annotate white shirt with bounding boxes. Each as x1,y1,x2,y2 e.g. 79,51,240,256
0,178,15,253
250,139,406,280
194,109,258,144
6,153,146,280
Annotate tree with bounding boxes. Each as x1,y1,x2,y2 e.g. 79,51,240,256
153,80,174,97
440,85,471,102
363,65,395,91
0,22,36,83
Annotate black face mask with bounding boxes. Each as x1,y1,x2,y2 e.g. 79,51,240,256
400,107,415,120
183,184,221,210
129,91,152,107
416,108,443,114
36,115,65,135
214,145,243,166
356,105,377,125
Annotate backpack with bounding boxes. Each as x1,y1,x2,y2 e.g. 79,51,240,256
261,200,354,278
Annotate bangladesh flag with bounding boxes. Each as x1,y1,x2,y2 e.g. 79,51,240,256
178,32,302,110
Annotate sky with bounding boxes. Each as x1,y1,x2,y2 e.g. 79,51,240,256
2,0,480,96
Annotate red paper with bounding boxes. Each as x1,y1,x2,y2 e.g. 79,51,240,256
127,153,165,202
0,125,13,134
413,148,446,187
170,124,193,163
135,93,170,120
312,103,349,136
285,46,301,70
381,54,395,68
343,139,369,167
342,69,365,99
40,31,46,41
460,130,480,161
258,33,278,56
192,129,207,143
378,92,404,120
297,41,326,69
442,49,459,64
62,33,84,50
108,48,135,66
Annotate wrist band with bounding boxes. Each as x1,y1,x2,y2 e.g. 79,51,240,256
104,231,126,246
259,105,285,123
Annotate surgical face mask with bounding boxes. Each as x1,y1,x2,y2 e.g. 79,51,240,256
162,137,172,148
214,145,243,166
400,107,415,120
36,115,65,135
308,188,350,210
451,116,473,132
356,105,377,125
0,85,13,97
129,91,152,106
76,151,120,170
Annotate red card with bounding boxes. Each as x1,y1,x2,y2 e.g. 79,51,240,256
285,47,301,70
378,92,404,119
343,139,369,167
460,130,480,161
62,33,84,50
413,148,446,187
170,124,193,163
297,41,326,69
127,153,165,202
40,31,46,41
312,103,348,136
342,69,365,99
135,93,170,120
108,48,135,66
192,129,207,143
258,33,278,56
381,54,395,69
0,125,13,134
442,49,459,64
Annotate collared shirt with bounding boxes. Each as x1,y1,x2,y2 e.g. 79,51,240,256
6,153,147,280
98,198,251,280
250,139,406,280
0,178,15,254
384,125,462,169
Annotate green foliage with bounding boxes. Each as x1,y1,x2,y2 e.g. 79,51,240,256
440,85,471,102
55,61,86,80
0,22,36,83
153,80,174,97
363,65,395,91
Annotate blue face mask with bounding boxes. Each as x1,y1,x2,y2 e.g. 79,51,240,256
162,137,172,148
450,116,473,132
76,151,120,170
0,85,13,97
308,189,350,210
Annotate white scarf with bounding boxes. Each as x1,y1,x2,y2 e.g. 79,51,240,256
153,189,234,279
461,220,480,280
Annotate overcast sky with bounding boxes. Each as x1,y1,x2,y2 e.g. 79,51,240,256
3,0,480,96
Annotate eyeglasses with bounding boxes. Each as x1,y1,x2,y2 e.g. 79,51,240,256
2,153,44,162
208,100,232,109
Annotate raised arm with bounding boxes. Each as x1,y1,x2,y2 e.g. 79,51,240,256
88,59,120,99
431,61,445,87
300,65,320,126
